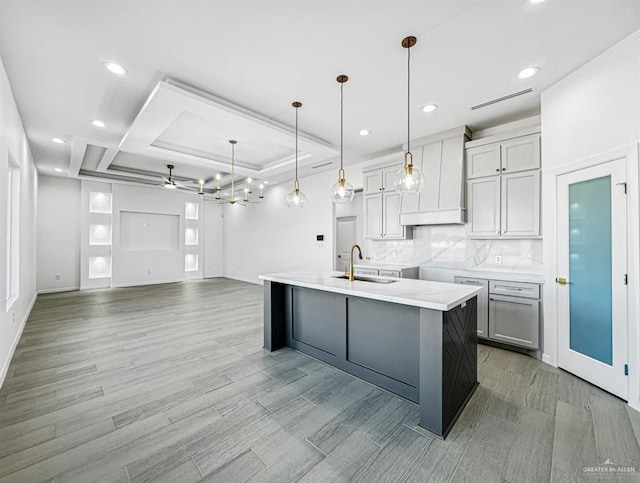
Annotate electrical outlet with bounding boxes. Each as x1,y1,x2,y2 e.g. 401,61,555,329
494,255,503,264
55,274,61,280
12,313,16,323
391,251,397,259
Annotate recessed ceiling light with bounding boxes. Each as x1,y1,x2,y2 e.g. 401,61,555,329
518,66,540,79
51,137,65,144
422,104,438,113
54,168,64,173
359,129,371,136
91,120,106,128
104,62,127,75
263,181,269,184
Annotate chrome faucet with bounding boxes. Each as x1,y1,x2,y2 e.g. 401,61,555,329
348,244,363,281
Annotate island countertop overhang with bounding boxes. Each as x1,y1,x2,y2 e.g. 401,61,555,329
259,271,482,311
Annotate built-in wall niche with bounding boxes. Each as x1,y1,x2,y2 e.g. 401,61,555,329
89,192,112,214
185,202,199,220
89,224,112,246
185,228,199,246
88,256,112,279
185,254,198,272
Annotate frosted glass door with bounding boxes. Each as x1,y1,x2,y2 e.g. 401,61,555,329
557,158,627,400
568,176,612,364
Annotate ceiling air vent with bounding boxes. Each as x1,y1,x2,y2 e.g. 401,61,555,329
471,88,533,110
312,161,333,169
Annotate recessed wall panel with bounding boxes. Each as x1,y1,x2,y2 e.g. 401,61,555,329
119,211,179,251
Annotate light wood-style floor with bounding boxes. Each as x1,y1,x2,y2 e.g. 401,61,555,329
1,279,639,482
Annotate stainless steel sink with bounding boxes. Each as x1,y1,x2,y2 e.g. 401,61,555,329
332,275,397,284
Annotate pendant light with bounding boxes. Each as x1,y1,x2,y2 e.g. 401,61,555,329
330,75,355,203
285,101,307,208
394,36,424,194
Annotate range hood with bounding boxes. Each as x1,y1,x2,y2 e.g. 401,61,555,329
399,125,470,226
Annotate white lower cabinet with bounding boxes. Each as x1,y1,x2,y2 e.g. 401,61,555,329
455,277,540,350
489,295,539,349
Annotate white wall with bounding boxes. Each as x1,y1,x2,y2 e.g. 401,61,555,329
540,30,640,407
110,183,204,287
0,56,38,387
37,176,80,293
223,164,365,283
203,200,224,278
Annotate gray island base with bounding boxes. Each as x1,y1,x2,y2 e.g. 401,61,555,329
260,272,481,439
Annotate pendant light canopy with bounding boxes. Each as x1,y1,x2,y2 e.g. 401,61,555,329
330,75,355,204
285,101,307,208
394,36,425,194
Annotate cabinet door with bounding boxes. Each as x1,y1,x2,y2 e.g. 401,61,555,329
378,269,401,278
454,277,489,338
382,165,401,191
489,295,539,349
382,192,404,239
354,267,379,276
364,194,383,239
501,134,540,174
467,177,501,237
466,144,500,179
363,170,383,194
501,170,540,237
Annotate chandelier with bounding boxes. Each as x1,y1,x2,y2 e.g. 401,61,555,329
213,140,264,205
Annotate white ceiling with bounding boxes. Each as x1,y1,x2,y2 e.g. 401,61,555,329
0,0,639,188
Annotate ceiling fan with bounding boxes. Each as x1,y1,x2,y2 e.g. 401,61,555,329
162,164,201,192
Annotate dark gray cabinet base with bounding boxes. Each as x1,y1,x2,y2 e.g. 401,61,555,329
263,281,478,439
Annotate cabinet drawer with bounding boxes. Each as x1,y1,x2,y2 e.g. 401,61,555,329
489,280,539,299
378,269,401,278
354,267,379,276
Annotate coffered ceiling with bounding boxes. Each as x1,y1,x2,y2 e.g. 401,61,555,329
0,0,639,190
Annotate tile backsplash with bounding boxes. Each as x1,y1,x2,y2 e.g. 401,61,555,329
366,225,542,274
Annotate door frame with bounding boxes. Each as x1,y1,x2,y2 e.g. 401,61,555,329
544,143,640,410
335,215,357,272
556,158,628,398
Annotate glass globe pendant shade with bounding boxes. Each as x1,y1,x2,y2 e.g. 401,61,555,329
285,182,307,208
330,170,354,203
394,152,424,194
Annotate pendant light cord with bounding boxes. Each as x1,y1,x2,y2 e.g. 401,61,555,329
407,45,411,156
340,82,344,171
231,143,235,198
295,106,299,183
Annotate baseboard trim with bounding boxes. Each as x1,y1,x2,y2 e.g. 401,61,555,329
223,275,262,286
542,353,555,366
37,286,79,294
0,292,37,389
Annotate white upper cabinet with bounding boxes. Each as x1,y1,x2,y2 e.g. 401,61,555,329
467,133,540,178
363,160,409,240
363,170,383,194
501,134,541,174
501,170,540,237
466,144,501,179
466,130,541,239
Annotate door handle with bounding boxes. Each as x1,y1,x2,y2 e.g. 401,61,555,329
556,277,569,285
337,255,342,258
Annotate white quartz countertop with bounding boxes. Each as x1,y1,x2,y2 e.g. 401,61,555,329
259,271,483,311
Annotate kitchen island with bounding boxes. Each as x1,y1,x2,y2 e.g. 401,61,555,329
259,271,482,439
